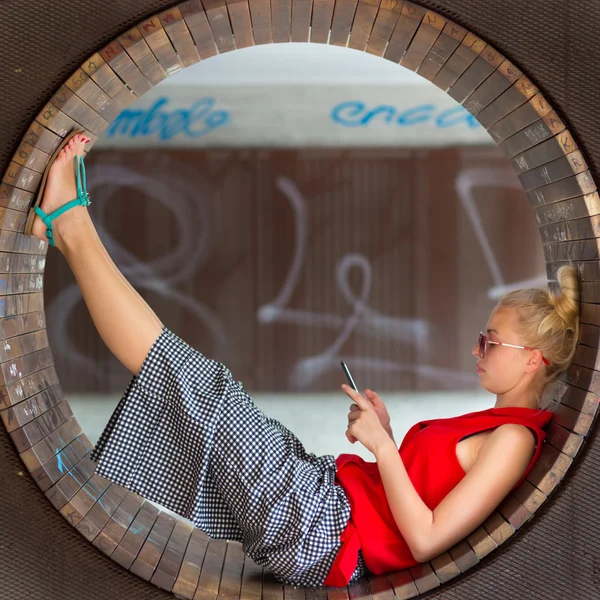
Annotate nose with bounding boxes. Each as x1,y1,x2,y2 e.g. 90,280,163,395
471,344,479,358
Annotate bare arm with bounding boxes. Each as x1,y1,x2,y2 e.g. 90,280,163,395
375,423,535,562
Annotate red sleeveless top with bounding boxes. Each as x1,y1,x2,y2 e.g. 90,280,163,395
323,406,554,587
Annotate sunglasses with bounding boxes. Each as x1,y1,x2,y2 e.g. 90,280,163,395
478,332,550,365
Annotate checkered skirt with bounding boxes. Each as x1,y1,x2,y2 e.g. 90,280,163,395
90,327,366,586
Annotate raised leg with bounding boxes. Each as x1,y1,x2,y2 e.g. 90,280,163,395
32,133,163,375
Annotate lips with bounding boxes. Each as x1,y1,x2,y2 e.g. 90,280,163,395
476,365,486,373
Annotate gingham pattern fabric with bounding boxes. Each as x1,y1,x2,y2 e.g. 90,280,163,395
90,327,367,586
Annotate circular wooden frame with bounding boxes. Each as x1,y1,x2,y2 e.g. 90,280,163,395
1,1,599,599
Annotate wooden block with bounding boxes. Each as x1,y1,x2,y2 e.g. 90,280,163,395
310,0,336,43
45,452,95,509
284,584,306,600
0,380,60,433
0,253,45,274
1,346,53,384
10,399,72,452
0,309,47,339
0,273,43,295
510,480,548,514
408,562,439,594
172,527,210,599
330,0,359,47
81,53,137,108
489,94,553,143
384,2,426,64
367,573,394,600
35,103,81,139
497,493,533,530
261,569,283,600
151,519,195,591
0,362,59,410
131,511,177,580
158,6,202,67
571,341,600,370
400,10,445,72
447,539,479,572
463,59,522,116
0,232,47,256
224,0,255,48
203,0,237,51
0,206,28,233
447,46,504,104
248,0,272,44
431,32,486,91
347,575,371,600
92,492,146,556
466,526,498,559
0,329,49,363
239,553,263,600
65,68,122,122
19,416,82,471
271,0,292,43
76,483,129,541
520,150,587,192
179,0,219,59
388,569,418,599
218,542,245,598
12,141,50,174
139,16,185,75
348,0,380,51
582,301,600,323
527,451,572,495
536,192,600,227
21,121,63,155
529,171,596,208
327,587,349,600
2,161,42,193
512,131,577,174
0,184,35,213
59,473,112,526
29,434,90,491
194,538,227,599
416,20,465,80
545,378,600,417
291,0,313,43
545,421,585,458
482,511,514,546
111,501,161,569
50,85,109,136
100,40,153,97
119,26,168,86
0,292,44,318
539,215,600,246
429,551,461,583
364,0,405,57
543,239,600,264
500,110,567,158
476,75,538,129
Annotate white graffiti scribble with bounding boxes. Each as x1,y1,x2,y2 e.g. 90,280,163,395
258,177,478,389
456,167,547,299
46,157,228,387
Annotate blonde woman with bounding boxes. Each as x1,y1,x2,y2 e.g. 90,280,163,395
29,132,579,587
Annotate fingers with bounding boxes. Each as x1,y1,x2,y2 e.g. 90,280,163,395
341,384,371,410
349,403,360,412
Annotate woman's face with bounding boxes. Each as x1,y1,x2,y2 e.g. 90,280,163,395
471,305,543,395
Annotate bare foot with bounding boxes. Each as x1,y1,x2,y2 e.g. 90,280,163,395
32,133,91,250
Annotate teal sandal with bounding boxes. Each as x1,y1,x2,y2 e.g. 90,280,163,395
24,129,91,246
33,153,91,247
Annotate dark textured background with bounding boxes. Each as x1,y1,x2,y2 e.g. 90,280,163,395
1,1,600,598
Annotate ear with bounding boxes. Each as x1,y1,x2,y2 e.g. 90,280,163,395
524,349,544,373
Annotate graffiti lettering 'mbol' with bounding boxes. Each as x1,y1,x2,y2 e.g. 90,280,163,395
106,97,230,140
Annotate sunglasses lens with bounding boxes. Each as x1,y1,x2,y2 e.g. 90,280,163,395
478,333,486,358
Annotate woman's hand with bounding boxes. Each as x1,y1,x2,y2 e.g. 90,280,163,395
342,385,395,456
346,387,394,444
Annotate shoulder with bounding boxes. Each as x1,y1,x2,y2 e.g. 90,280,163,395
479,423,536,461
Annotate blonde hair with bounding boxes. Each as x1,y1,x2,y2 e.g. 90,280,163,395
497,265,580,403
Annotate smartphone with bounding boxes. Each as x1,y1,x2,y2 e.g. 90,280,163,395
340,360,359,393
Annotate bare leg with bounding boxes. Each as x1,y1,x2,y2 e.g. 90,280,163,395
32,133,163,375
